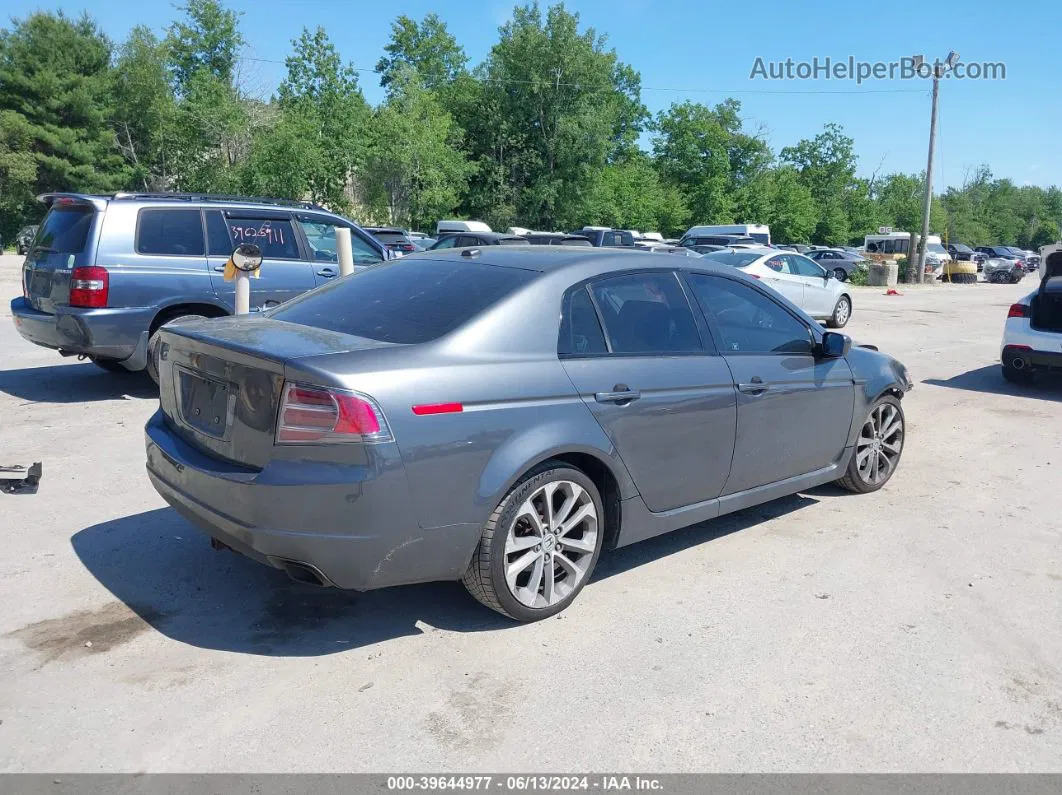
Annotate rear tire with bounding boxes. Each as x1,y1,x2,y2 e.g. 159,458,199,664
147,313,208,385
836,396,905,494
462,462,604,622
833,268,848,282
826,295,851,329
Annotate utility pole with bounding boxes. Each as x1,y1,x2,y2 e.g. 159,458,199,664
914,52,959,284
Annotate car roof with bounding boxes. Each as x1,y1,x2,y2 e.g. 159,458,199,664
408,246,758,278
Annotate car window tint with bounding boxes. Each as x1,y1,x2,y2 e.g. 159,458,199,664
789,255,824,277
268,259,536,343
372,231,408,245
589,273,701,354
431,235,457,250
36,206,94,254
687,274,813,355
137,209,205,256
296,219,382,265
205,210,232,256
228,217,299,259
765,255,788,273
559,286,608,356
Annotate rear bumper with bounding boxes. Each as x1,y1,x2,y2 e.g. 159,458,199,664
10,296,153,364
144,410,480,590
1002,345,1062,373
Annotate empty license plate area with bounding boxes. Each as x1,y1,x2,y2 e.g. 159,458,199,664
177,366,236,440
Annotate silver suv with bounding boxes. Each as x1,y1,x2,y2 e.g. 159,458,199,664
11,192,388,377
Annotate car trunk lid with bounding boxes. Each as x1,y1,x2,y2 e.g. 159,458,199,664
22,197,103,313
156,316,398,468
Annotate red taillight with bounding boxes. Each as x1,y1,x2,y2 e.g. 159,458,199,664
400,244,416,252
1007,303,1029,319
749,273,761,280
69,266,109,308
412,402,463,416
276,383,391,444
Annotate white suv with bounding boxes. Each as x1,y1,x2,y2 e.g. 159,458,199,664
1000,243,1062,383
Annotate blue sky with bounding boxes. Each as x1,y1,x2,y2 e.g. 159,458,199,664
8,0,1060,189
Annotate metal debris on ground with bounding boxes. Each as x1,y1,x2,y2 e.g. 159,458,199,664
0,462,42,494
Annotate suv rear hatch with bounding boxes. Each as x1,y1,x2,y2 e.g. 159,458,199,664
22,196,104,313
156,316,397,469
1031,246,1062,333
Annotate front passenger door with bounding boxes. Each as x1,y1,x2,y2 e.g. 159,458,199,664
293,215,384,286
685,273,854,494
787,254,835,317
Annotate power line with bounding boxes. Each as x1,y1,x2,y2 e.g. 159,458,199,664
237,54,926,96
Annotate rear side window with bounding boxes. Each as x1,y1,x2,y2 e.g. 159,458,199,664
268,259,536,344
228,216,299,259
205,210,233,256
137,209,205,256
589,273,701,354
559,287,608,356
36,206,94,254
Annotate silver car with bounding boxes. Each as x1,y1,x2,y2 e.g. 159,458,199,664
146,248,913,621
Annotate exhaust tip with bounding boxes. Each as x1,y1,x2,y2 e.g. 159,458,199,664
1012,357,1026,370
276,559,332,587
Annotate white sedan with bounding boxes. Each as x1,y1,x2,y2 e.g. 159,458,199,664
701,247,853,328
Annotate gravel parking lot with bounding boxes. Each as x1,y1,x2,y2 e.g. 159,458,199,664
1,252,1059,773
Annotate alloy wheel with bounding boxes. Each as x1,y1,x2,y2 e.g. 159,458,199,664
855,402,904,486
834,297,851,326
503,480,598,608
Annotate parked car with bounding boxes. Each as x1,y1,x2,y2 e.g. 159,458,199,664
525,233,594,247
429,232,528,249
15,224,38,255
10,192,389,379
365,227,418,256
702,248,853,327
1000,244,1062,383
436,220,491,235
976,246,1022,265
683,243,728,255
145,247,911,621
806,248,869,282
680,234,757,248
983,257,1025,284
571,228,636,247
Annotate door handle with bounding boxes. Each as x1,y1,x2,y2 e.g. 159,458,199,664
212,264,226,272
595,384,640,404
317,267,337,277
737,377,769,396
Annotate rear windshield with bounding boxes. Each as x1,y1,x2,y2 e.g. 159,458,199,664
35,206,94,254
268,259,537,344
372,232,409,244
702,250,764,268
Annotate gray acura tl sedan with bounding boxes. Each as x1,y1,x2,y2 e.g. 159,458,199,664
145,247,913,621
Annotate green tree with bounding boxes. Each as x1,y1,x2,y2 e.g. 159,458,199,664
588,153,688,234
376,13,468,94
653,101,737,225
0,110,39,240
463,3,647,229
362,67,471,230
780,123,859,244
0,12,127,197
166,0,242,94
763,166,817,244
111,26,176,190
265,26,371,209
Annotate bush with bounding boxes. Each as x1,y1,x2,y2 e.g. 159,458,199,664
896,257,909,282
849,265,868,286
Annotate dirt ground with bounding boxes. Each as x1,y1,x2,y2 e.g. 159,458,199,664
1,253,1059,772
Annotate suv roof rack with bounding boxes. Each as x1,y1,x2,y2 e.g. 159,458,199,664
110,192,326,211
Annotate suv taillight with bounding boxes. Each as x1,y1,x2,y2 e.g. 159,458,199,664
1007,303,1029,319
276,383,392,444
69,266,109,308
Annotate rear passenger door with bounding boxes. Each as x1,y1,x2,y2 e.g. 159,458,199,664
208,211,316,311
760,254,805,307
559,271,737,514
684,273,854,494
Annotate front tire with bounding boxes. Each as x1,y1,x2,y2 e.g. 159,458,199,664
462,462,604,621
836,396,905,493
826,295,852,328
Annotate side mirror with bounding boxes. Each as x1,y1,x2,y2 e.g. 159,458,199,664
819,331,851,358
231,243,263,272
